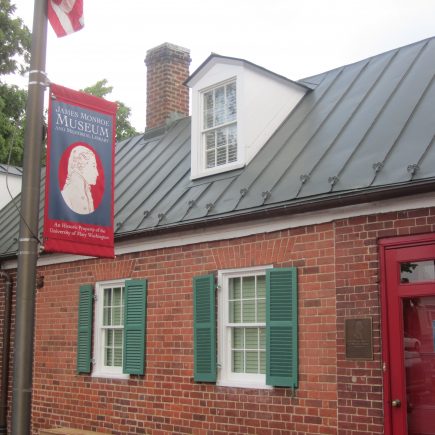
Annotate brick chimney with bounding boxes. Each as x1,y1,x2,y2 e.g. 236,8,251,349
145,43,191,130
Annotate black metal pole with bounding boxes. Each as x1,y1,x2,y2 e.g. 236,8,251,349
11,0,47,433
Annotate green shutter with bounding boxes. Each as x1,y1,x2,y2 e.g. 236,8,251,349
77,284,93,374
266,268,298,387
123,279,147,375
193,274,216,382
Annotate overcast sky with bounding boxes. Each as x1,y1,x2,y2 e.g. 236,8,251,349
7,0,435,131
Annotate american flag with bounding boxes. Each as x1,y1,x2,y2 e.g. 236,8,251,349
47,0,84,37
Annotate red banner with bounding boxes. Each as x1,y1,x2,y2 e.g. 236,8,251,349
43,84,117,258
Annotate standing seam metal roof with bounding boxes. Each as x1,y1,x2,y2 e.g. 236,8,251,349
0,37,434,258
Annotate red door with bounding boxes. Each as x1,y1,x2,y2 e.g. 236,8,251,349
382,235,435,435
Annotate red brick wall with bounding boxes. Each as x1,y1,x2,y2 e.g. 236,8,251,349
334,207,435,434
1,206,435,434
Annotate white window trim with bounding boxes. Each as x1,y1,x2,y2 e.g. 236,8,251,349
92,279,129,379
217,265,273,389
192,77,245,179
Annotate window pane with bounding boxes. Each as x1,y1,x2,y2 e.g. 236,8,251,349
243,276,255,299
228,144,237,163
113,287,122,304
233,351,244,372
233,328,244,349
103,307,110,326
113,330,123,367
246,351,258,373
258,274,266,322
229,278,242,323
105,330,113,366
401,261,435,283
229,300,241,323
204,92,214,129
243,299,255,322
257,299,266,322
205,131,215,150
114,329,123,347
257,276,266,298
228,124,237,144
104,288,111,306
204,91,213,108
105,329,113,346
216,146,227,166
105,347,113,366
260,328,265,348
228,124,237,163
245,328,258,349
229,278,241,299
217,129,226,147
112,307,121,326
226,82,237,122
214,86,225,125
113,348,122,367
206,150,215,168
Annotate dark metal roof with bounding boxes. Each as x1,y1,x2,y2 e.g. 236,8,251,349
0,164,23,177
0,37,434,258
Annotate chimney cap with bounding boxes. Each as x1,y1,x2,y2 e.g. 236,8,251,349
145,42,190,65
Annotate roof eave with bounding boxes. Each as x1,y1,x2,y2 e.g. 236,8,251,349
1,179,434,263
114,178,435,242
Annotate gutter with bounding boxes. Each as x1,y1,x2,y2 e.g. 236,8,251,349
115,177,435,242
0,270,12,434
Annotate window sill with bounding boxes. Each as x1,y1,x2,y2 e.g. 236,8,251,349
91,371,129,380
191,161,245,180
217,380,273,390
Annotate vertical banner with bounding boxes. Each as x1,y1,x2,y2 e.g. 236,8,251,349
43,83,117,258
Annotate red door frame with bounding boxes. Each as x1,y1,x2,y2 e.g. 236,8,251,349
380,232,435,435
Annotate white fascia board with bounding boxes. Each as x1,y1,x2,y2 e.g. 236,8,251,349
2,192,435,270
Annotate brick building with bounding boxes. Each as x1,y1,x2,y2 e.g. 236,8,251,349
0,38,435,434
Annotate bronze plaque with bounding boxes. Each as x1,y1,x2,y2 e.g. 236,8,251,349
345,318,373,360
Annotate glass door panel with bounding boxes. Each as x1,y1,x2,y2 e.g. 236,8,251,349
403,296,435,435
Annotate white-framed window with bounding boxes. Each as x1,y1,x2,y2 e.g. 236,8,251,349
93,279,128,379
77,279,147,377
217,265,273,388
201,80,237,170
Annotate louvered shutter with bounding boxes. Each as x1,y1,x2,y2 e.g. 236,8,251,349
123,279,147,375
77,284,93,373
193,274,216,382
266,268,298,387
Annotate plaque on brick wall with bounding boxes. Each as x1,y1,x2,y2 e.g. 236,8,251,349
345,318,373,360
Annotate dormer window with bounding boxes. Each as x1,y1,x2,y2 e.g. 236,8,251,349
202,81,237,169
187,54,312,179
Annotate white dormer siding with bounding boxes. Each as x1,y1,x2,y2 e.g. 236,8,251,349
187,56,310,179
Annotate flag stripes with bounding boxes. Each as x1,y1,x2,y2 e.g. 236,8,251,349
48,0,84,37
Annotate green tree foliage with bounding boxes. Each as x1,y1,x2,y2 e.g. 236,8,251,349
0,0,31,75
82,79,139,142
0,0,31,165
0,84,27,164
